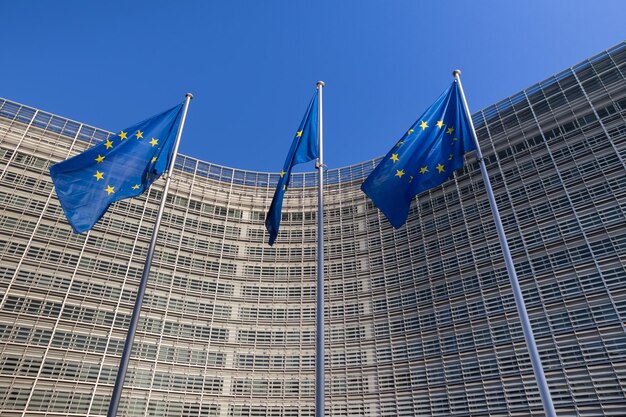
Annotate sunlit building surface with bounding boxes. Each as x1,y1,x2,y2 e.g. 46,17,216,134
1,42,625,416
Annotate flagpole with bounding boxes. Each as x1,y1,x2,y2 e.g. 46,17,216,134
107,93,193,417
315,80,325,417
453,70,557,417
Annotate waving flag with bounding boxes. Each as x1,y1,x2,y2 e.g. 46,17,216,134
265,93,319,245
361,81,476,228
50,103,184,233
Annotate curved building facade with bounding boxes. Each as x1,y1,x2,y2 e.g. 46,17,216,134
1,42,626,416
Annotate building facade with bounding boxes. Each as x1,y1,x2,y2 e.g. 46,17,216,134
0,42,625,416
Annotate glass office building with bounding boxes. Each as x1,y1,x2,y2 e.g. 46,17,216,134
0,42,625,416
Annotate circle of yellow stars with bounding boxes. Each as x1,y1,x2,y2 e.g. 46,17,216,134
92,129,162,196
389,119,461,183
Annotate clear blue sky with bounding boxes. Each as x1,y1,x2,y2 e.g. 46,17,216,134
3,1,625,172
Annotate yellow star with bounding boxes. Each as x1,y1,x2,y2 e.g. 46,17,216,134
104,139,114,149
151,157,157,163
396,140,404,147
150,138,158,147
390,154,399,162
452,137,458,142
95,154,105,164
94,171,104,181
105,185,115,195
409,176,414,183
118,131,128,140
135,130,143,139
420,121,428,130
448,154,454,161
296,131,303,138
436,120,444,129
419,166,429,174
447,127,455,135
279,171,286,178
132,184,141,190
407,128,414,135
436,163,445,173
395,169,405,178
282,185,287,190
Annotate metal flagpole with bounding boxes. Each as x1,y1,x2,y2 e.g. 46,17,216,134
107,93,193,417
453,70,557,417
315,80,325,417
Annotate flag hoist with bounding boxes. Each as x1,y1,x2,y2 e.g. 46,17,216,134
264,81,325,416
105,93,193,417
101,93,191,417
362,72,556,417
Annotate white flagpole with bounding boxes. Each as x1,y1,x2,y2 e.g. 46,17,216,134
315,80,325,417
107,93,193,417
453,70,557,417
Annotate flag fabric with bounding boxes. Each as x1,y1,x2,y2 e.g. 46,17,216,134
265,93,319,245
361,81,476,228
50,103,184,233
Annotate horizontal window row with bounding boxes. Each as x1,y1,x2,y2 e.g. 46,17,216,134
0,386,220,416
1,297,229,341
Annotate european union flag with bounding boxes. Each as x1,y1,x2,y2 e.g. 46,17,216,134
265,93,319,245
361,81,476,228
50,103,184,233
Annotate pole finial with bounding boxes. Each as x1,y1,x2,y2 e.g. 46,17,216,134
317,81,325,88
452,70,461,78
185,93,194,99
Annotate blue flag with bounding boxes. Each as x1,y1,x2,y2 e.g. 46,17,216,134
265,93,319,245
50,103,184,233
361,81,476,228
